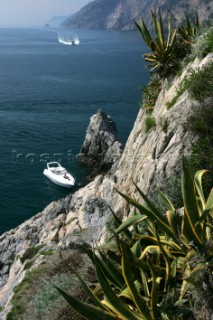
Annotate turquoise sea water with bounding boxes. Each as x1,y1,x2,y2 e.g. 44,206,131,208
0,27,149,234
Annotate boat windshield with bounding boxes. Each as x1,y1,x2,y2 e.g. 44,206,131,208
48,162,61,169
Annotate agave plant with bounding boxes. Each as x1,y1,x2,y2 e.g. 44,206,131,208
55,159,213,319
135,11,184,78
177,13,200,44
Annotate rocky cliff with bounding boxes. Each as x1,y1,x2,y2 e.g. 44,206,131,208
0,53,212,319
62,0,213,30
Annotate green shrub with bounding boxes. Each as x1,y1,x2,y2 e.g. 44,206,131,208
150,174,182,211
144,116,156,132
167,62,213,109
19,245,44,264
189,265,213,319
159,117,169,133
205,26,213,52
39,250,55,256
191,26,213,59
24,259,35,271
166,70,195,109
33,274,74,319
187,104,213,194
7,252,88,320
7,268,46,320
6,305,25,320
177,13,200,43
141,76,162,113
187,62,213,101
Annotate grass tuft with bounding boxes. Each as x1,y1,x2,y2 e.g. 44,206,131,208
141,76,161,113
187,63,213,101
19,245,44,264
187,103,213,194
167,62,213,109
159,117,169,133
144,116,156,132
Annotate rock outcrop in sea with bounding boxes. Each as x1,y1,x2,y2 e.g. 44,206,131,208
0,53,212,319
76,109,123,177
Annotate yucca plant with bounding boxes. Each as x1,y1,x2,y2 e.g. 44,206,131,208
55,159,213,319
135,11,184,78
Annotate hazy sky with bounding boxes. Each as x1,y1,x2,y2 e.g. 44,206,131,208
0,0,91,26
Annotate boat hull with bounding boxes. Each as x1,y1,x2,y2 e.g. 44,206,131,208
43,169,75,188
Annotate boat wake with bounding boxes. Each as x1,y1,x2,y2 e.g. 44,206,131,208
57,31,80,46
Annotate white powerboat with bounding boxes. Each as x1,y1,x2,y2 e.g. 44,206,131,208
43,162,75,188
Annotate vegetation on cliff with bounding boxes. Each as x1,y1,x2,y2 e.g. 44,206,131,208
4,10,213,320
56,161,213,319
55,13,213,320
6,252,94,320
136,11,189,78
139,11,213,186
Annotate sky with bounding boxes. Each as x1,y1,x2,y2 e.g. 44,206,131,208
0,0,91,26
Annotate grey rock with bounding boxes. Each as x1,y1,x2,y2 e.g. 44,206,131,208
84,197,107,215
1,266,9,276
76,109,123,177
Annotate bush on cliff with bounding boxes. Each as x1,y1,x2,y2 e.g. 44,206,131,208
166,62,213,109
56,159,213,319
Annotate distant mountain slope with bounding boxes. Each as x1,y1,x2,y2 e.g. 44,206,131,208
47,16,69,27
62,0,213,30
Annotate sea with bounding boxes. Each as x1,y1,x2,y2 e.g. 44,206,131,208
0,27,149,235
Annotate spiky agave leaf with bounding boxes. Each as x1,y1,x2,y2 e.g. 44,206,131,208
136,10,181,77
99,251,125,289
54,286,117,320
194,169,210,211
116,189,181,246
181,158,204,247
158,190,183,242
135,19,152,49
114,214,147,235
177,13,200,42
139,245,161,265
94,255,146,320
109,206,132,243
58,252,106,311
121,242,152,319
155,230,173,292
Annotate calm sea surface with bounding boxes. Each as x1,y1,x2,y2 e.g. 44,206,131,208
0,27,149,234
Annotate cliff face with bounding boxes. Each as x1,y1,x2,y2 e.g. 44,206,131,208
0,53,212,318
62,0,213,30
